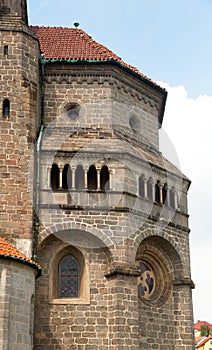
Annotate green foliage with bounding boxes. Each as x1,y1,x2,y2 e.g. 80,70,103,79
200,325,210,336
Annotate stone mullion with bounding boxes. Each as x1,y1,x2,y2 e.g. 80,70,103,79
174,191,178,209
159,184,163,204
97,168,101,190
152,181,155,202
144,179,148,198
47,167,51,189
166,187,170,206
59,166,63,189
72,167,76,189
84,166,88,190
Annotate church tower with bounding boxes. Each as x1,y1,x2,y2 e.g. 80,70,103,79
0,0,40,255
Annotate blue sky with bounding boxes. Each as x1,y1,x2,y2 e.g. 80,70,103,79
28,0,212,98
28,1,212,322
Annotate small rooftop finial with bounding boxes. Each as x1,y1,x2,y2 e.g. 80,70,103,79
74,22,80,28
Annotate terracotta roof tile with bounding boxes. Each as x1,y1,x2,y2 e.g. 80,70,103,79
30,26,161,89
0,237,41,276
194,320,212,330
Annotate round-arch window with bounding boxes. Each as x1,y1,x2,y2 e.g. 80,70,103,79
129,115,140,132
137,262,155,298
64,103,80,120
136,246,172,306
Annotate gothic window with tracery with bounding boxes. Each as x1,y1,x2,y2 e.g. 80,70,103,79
58,254,80,298
137,262,155,298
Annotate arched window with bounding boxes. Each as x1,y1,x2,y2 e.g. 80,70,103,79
87,165,97,190
58,255,80,298
51,164,59,190
62,164,72,190
147,177,153,201
162,183,167,204
2,99,10,117
155,181,160,203
129,114,140,132
75,165,84,190
139,175,145,197
170,188,175,209
100,166,109,192
64,103,80,120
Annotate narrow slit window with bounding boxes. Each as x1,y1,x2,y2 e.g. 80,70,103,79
4,45,8,56
3,99,10,117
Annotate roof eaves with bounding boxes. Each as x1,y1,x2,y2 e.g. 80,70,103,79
42,58,167,125
0,254,42,278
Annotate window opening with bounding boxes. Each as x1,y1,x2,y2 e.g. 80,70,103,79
137,262,155,298
129,114,140,132
4,45,8,56
75,165,84,190
65,103,80,120
170,188,175,209
100,166,110,192
162,183,167,204
58,255,80,298
62,164,72,190
87,165,97,190
147,178,153,200
51,164,59,190
3,99,10,117
139,175,145,197
155,181,160,203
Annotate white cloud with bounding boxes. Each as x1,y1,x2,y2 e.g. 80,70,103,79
159,82,212,322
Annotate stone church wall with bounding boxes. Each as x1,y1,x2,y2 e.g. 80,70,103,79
0,259,36,350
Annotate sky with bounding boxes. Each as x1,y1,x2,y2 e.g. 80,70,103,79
28,0,212,322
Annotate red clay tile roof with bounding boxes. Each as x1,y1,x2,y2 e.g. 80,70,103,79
196,336,212,348
0,237,41,277
30,26,162,89
194,321,212,330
